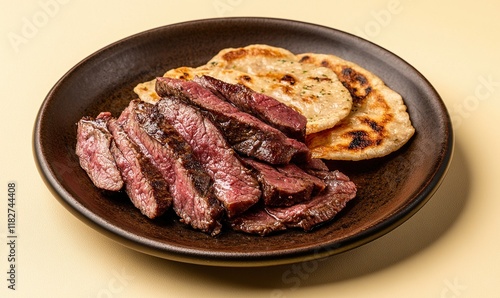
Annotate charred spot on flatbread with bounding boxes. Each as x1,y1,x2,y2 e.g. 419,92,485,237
280,74,297,85
347,130,375,150
221,46,291,63
338,67,373,101
239,74,253,83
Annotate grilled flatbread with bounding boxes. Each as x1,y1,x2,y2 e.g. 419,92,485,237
134,44,415,161
134,44,353,135
297,53,415,160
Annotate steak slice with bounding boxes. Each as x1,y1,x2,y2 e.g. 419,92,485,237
155,96,261,218
229,204,288,236
299,158,329,171
194,75,307,141
267,170,356,230
230,170,357,236
117,100,223,235
155,77,310,165
241,158,321,207
107,118,171,219
275,163,326,195
75,112,124,191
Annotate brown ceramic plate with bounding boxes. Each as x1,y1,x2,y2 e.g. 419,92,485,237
33,17,453,267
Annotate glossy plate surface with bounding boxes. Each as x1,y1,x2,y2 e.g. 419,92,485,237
33,17,453,267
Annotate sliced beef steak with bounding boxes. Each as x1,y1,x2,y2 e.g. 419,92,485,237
276,163,326,195
230,170,357,236
267,170,356,231
155,77,310,165
107,118,171,219
155,96,261,218
75,112,124,191
241,158,322,207
194,75,307,141
228,205,287,236
299,158,329,171
117,100,223,235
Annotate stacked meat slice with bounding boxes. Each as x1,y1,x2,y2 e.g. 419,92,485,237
75,75,357,236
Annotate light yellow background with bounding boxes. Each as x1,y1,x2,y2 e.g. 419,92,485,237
1,0,499,297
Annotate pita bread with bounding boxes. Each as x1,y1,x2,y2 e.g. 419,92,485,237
134,44,415,160
297,53,415,160
135,45,353,134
